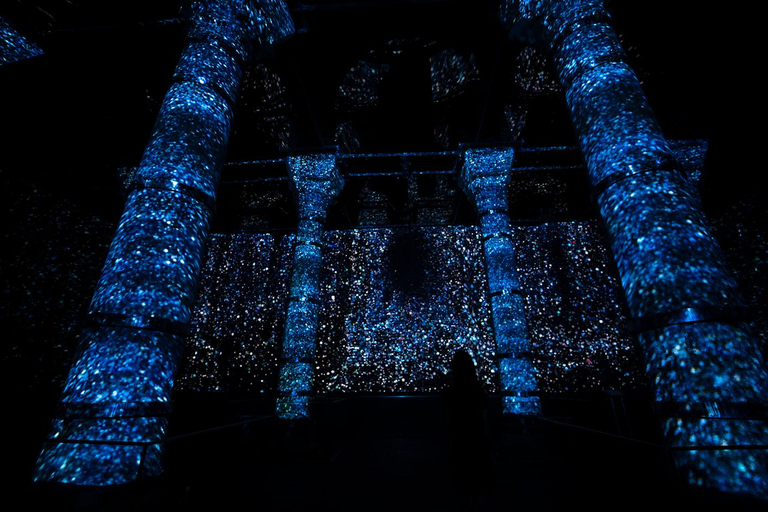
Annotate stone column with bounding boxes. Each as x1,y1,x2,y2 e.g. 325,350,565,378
276,154,343,419
460,147,541,415
526,0,768,497
33,0,294,485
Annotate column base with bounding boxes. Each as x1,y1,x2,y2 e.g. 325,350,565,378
502,395,541,415
34,440,164,486
661,415,768,499
276,395,311,420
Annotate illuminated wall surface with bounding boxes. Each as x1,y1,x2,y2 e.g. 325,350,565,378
0,16,43,67
176,234,286,393
535,0,768,497
34,0,294,486
175,223,643,397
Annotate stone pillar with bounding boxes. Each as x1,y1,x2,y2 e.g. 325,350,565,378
276,154,343,419
33,0,294,485
526,0,768,497
460,147,541,415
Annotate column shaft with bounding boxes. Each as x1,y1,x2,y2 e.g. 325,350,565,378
461,147,540,415
34,0,294,485
538,0,768,497
277,154,343,419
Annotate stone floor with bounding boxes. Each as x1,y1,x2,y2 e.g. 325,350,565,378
10,393,768,511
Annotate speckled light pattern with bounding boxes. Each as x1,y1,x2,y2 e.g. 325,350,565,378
33,0,292,485
315,227,498,393
89,188,212,324
277,154,343,419
460,148,540,414
430,48,478,103
514,221,643,393
597,172,742,318
167,220,643,397
34,327,183,484
0,16,43,66
34,441,164,485
541,0,768,497
662,412,768,497
339,61,389,107
498,0,543,28
176,234,282,393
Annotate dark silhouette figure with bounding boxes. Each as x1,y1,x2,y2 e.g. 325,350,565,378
442,350,495,509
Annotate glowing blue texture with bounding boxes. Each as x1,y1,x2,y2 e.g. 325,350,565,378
186,0,294,50
0,17,43,66
663,416,768,496
498,0,543,28
460,148,540,415
169,223,640,395
504,396,542,415
639,323,766,404
542,0,768,497
35,0,278,485
287,154,344,227
35,441,164,486
35,327,182,485
277,154,343,419
90,188,211,324
58,328,184,405
598,172,741,318
136,65,237,203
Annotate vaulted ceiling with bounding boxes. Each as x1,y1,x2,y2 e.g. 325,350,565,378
0,1,759,230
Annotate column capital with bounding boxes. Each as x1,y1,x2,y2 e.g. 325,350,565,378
459,146,514,216
287,153,344,221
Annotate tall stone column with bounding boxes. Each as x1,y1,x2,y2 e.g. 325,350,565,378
523,0,768,497
276,154,343,419
460,147,541,415
33,0,294,486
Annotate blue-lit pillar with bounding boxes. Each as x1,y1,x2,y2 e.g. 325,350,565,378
460,147,541,415
33,0,294,485
0,16,44,66
276,154,343,419
529,0,768,497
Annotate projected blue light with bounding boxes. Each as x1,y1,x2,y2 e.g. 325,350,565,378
498,0,542,28
663,415,768,495
35,0,295,485
461,148,540,415
541,0,768,497
89,189,212,325
277,154,343,419
316,227,499,393
34,327,182,484
0,16,43,66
